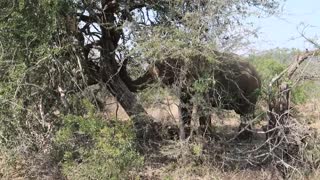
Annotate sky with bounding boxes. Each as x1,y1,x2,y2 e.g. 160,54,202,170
250,0,320,51
78,1,320,52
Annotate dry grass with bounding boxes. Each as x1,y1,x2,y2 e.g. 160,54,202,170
0,151,24,180
138,138,284,180
102,96,275,179
4,97,320,179
134,97,320,180
0,150,64,180
296,99,320,130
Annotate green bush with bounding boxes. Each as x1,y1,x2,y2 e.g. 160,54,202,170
250,57,286,83
54,112,143,180
291,81,318,104
249,57,285,102
250,56,318,104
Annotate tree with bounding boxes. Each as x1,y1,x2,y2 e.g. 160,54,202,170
77,0,283,138
0,1,287,178
0,0,284,148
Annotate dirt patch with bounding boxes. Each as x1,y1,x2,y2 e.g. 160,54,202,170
103,96,180,122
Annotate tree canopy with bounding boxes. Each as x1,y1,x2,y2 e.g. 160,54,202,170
0,0,284,146
0,0,296,177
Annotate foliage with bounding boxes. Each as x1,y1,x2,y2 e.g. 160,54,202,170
249,49,319,104
129,0,283,55
0,0,299,179
250,48,301,64
126,0,284,86
249,53,286,82
291,81,318,104
138,85,176,107
0,1,102,178
55,110,143,180
0,0,84,148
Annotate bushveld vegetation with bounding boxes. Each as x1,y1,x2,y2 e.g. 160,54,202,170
1,0,320,179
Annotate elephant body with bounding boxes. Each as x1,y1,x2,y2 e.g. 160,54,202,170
121,51,261,139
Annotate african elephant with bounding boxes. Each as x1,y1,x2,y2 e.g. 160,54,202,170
120,51,261,140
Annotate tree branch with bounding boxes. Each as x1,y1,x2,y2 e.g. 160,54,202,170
269,49,320,87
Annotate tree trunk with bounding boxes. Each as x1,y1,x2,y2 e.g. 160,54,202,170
98,0,154,141
102,66,153,140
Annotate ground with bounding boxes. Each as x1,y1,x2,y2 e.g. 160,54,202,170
2,96,319,179
102,96,307,179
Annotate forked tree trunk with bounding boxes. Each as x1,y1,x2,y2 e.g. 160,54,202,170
98,0,153,141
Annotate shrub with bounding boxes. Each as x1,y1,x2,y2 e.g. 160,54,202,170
54,112,143,179
291,81,318,104
250,56,318,104
250,57,286,84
